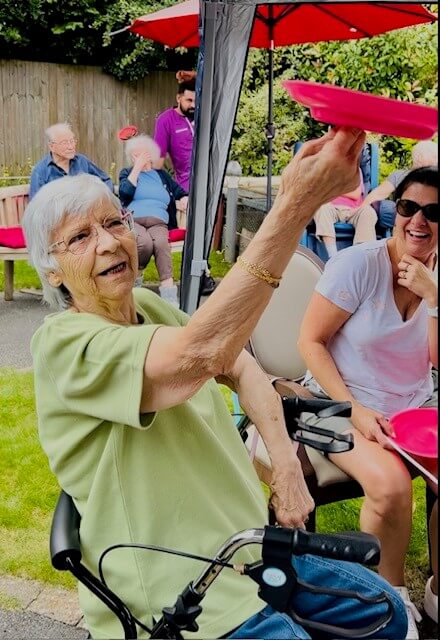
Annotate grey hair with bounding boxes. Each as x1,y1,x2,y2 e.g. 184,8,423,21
125,135,161,166
45,122,74,144
412,140,438,168
22,174,121,310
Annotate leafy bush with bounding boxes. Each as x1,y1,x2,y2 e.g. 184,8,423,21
231,18,438,176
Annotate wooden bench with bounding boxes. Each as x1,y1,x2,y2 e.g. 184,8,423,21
0,184,30,301
0,183,185,301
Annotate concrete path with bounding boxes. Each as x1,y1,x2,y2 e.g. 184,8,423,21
0,291,49,369
0,575,87,639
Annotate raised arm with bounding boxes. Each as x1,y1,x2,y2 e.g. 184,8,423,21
140,128,367,413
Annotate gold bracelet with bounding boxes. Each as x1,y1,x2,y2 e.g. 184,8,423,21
237,255,281,289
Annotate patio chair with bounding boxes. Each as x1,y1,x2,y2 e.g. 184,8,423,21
242,245,363,530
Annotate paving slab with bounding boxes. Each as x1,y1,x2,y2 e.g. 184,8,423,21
0,291,50,369
0,576,43,609
0,610,88,639
29,585,83,627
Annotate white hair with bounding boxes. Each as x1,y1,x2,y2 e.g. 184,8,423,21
125,135,161,167
22,174,121,310
412,140,438,168
45,122,74,144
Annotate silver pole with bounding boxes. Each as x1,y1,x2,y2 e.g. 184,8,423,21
224,160,242,263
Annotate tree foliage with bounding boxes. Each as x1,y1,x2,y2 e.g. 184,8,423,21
231,17,438,175
0,2,437,173
0,0,196,80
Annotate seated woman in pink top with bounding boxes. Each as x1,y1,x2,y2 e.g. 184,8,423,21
313,167,377,257
299,166,438,639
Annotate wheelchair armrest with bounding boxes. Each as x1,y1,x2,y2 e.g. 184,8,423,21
50,490,82,570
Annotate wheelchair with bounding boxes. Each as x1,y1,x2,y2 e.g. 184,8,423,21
50,395,398,639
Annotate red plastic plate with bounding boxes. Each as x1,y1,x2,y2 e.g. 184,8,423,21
118,125,138,141
389,408,438,458
283,80,438,140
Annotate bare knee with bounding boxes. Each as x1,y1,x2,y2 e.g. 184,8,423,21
364,463,412,518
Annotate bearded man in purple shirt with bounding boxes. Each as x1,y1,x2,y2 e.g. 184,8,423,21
154,79,195,193
154,76,216,294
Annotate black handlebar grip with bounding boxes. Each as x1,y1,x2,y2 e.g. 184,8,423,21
50,491,82,570
291,529,381,566
282,396,352,419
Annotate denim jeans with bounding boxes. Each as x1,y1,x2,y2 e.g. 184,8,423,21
228,554,407,639
376,200,397,230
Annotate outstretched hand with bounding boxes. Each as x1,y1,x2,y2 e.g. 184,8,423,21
276,127,366,215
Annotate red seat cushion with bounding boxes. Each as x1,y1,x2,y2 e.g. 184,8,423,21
0,227,27,249
168,228,186,242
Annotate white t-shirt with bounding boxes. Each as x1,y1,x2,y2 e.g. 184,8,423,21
304,240,434,418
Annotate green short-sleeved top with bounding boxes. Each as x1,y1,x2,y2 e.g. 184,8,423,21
31,289,267,639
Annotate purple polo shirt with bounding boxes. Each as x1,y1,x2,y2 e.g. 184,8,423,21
154,107,194,192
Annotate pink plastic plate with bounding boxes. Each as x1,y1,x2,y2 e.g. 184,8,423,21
389,408,438,458
282,80,438,140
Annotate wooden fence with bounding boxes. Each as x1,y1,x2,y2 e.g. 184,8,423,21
0,60,178,178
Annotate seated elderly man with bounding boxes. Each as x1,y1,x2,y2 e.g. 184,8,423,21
23,128,407,640
363,140,438,229
30,122,113,199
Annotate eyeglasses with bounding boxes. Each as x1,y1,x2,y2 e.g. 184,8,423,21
48,210,135,255
396,199,438,223
51,138,77,148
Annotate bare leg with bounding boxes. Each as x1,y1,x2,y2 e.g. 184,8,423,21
328,430,413,585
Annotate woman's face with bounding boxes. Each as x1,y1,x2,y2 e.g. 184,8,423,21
394,182,438,262
131,145,152,170
48,200,138,306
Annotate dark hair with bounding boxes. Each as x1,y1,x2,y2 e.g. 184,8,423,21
395,166,438,201
177,79,196,94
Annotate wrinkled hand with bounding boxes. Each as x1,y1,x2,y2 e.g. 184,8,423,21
269,453,315,528
176,196,188,212
351,402,394,448
276,127,366,217
133,151,153,172
397,253,438,304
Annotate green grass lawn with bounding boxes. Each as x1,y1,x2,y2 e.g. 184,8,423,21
0,250,232,292
0,368,432,608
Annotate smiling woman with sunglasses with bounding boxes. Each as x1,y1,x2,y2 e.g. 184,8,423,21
299,165,438,638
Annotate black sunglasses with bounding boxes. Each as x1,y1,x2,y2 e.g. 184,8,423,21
396,199,439,223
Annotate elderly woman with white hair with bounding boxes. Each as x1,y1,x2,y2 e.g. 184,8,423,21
119,134,188,306
21,128,408,640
